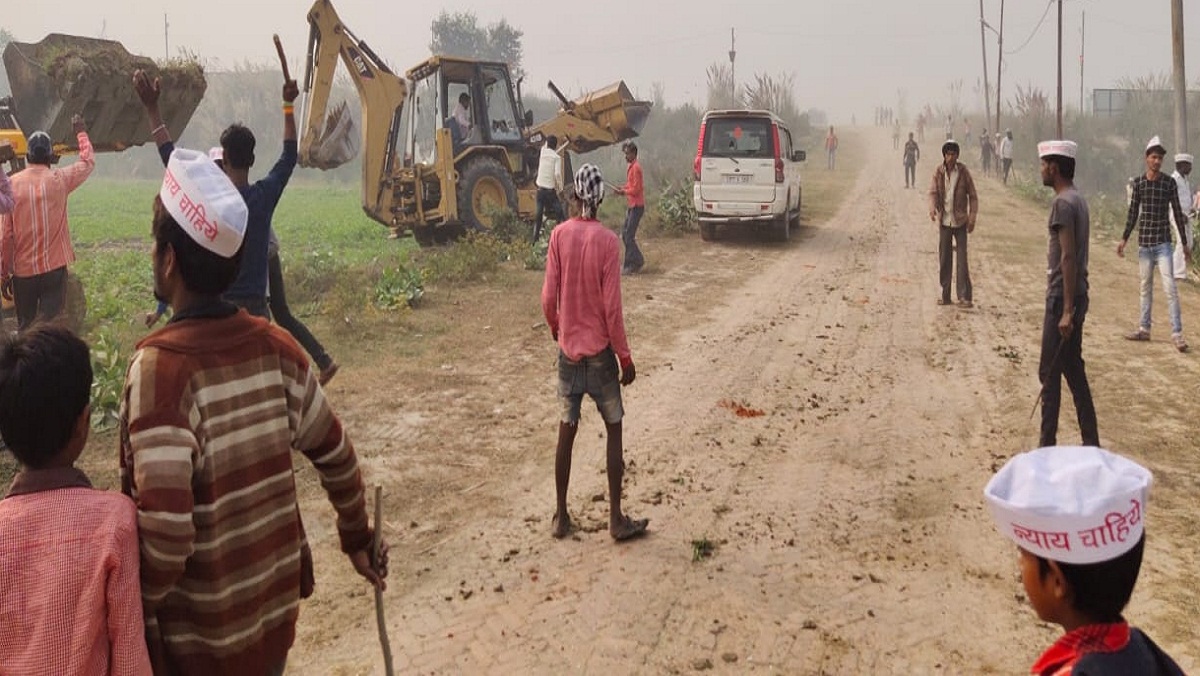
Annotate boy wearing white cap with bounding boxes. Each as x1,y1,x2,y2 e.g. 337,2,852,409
119,150,386,675
1118,137,1191,351
986,446,1184,674
1169,153,1194,281
1036,140,1098,447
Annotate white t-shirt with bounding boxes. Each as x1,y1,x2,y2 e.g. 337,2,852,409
1000,137,1014,160
536,146,563,191
452,103,471,136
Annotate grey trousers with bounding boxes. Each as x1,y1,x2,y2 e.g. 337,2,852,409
938,225,972,303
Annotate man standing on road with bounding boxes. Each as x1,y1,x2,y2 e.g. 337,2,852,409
121,150,386,675
541,163,648,543
1169,153,1194,283
134,69,297,321
928,140,979,308
1036,140,1099,447
980,128,993,176
902,132,920,189
824,126,839,170
532,134,564,243
892,120,901,150
1000,130,1014,184
1,117,94,330
1118,136,1191,352
613,141,645,275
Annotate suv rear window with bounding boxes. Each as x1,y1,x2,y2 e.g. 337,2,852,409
703,118,775,159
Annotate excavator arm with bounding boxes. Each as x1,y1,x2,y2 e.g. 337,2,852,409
300,0,407,227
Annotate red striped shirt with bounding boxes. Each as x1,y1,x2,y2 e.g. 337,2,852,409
1,132,94,277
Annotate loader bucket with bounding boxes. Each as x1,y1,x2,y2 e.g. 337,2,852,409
545,81,651,154
3,34,206,153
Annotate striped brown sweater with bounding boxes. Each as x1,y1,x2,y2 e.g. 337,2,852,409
119,307,371,676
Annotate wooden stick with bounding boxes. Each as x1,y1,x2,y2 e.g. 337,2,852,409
272,34,291,82
373,486,395,676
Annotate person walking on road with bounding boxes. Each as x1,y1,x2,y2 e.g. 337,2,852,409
980,128,993,176
824,126,839,170
1036,140,1099,447
1000,130,1014,184
892,120,901,150
1118,136,1191,352
613,142,645,275
1,116,95,330
120,149,386,675
541,163,648,543
928,139,979,308
1169,153,1194,283
533,134,564,243
902,132,920,189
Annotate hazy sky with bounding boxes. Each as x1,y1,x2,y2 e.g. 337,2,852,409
5,0,1200,123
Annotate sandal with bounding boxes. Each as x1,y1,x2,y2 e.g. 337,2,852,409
1125,329,1151,342
1173,334,1189,352
936,298,952,306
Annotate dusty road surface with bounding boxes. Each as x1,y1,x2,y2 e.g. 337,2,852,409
287,130,1199,674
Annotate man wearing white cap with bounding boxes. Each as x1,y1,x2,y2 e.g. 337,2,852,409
1169,153,1194,281
119,151,387,675
1118,136,1191,352
985,446,1184,674
1036,140,1098,448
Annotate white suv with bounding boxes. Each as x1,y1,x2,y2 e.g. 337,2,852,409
692,110,805,241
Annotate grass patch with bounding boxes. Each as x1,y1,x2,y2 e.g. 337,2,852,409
691,537,716,562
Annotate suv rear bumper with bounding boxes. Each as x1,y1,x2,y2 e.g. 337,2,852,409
696,213,778,224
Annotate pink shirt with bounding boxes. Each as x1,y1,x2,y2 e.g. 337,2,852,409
1,132,94,277
0,468,152,675
541,217,632,367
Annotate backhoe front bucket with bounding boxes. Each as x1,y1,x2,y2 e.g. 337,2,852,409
538,81,652,154
3,34,206,152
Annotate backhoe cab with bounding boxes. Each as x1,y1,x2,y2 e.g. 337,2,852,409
299,0,651,246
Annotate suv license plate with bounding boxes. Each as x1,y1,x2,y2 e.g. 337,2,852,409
723,174,751,184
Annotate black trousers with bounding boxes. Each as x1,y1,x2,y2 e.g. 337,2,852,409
1039,295,1099,447
533,187,563,242
12,267,67,331
904,162,916,187
267,253,331,369
937,226,971,303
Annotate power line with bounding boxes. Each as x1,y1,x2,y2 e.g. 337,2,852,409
1004,0,1055,55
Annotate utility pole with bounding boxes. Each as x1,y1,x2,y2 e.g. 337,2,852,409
1171,0,1187,153
164,13,169,59
995,0,1005,136
1080,11,1086,114
979,0,992,126
729,29,737,108
1056,0,1063,138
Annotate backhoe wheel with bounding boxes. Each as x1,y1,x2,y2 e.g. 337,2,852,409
457,157,519,233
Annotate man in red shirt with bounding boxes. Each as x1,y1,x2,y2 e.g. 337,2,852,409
542,163,648,542
614,141,645,275
1,116,94,330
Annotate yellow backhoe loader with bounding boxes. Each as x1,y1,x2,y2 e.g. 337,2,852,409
299,0,651,245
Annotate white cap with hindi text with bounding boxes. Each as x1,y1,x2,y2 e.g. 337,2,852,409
984,446,1151,565
1038,140,1077,160
160,148,248,259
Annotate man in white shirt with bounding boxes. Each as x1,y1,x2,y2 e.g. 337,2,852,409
452,92,472,145
533,135,565,242
1170,153,1194,281
1000,129,1014,184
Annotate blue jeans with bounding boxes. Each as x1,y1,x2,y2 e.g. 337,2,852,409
1138,242,1182,335
557,348,624,424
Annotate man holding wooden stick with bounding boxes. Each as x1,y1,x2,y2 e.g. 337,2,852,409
121,41,387,676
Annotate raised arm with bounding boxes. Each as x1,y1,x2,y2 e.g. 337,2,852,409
133,70,174,166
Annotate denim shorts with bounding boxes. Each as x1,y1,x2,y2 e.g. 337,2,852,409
558,348,624,424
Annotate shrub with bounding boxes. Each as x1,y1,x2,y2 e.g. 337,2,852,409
89,330,126,430
652,181,697,235
374,261,425,310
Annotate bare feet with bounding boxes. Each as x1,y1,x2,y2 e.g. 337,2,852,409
551,512,573,539
610,515,649,542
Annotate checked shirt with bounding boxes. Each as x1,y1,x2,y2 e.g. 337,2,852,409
1124,173,1187,247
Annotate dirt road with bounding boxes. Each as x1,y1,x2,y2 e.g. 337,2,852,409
289,130,1199,674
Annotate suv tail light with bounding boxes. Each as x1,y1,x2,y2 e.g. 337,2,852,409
772,123,784,183
694,120,706,180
